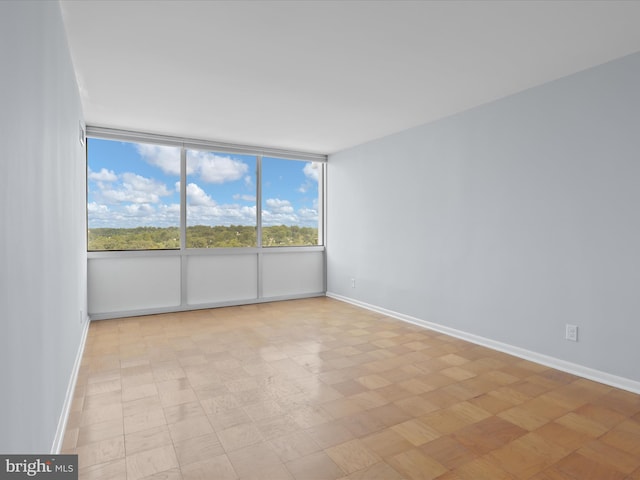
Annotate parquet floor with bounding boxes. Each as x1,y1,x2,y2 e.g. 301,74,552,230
62,297,640,480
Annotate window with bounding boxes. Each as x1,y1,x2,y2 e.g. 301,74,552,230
87,138,180,251
87,134,324,251
262,157,322,246
186,150,257,248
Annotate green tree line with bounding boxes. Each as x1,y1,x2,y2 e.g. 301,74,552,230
88,225,318,250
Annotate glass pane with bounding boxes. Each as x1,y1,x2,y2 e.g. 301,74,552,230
87,138,181,250
261,157,321,246
186,150,257,247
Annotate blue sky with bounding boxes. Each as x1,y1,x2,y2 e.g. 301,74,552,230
87,138,320,229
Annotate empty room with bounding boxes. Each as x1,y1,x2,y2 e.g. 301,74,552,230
2,1,640,479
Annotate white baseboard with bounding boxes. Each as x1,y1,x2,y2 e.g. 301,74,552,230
326,292,640,395
51,316,90,454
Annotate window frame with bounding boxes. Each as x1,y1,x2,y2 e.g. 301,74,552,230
260,156,324,248
86,127,326,252
184,148,258,249
86,137,182,252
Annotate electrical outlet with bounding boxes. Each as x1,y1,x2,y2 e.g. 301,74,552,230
350,278,356,288
80,309,84,324
565,324,578,342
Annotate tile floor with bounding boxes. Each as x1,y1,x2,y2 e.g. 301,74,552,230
62,297,640,479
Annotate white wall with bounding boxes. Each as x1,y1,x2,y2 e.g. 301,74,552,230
88,249,325,318
187,254,257,304
328,52,640,384
89,256,182,313
0,1,87,453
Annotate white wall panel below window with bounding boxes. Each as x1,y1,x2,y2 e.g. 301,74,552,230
88,257,181,314
187,254,257,305
262,251,324,298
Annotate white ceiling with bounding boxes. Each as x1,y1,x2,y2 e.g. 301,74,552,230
60,0,640,155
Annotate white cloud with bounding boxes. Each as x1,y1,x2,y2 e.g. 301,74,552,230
125,203,155,216
261,198,319,227
187,150,249,184
88,198,317,229
186,183,216,206
298,208,318,222
135,144,181,175
265,198,294,214
88,168,117,182
129,145,250,185
262,198,297,225
100,172,172,204
303,162,320,182
187,204,256,226
159,203,180,215
262,212,297,226
88,202,180,228
299,162,320,193
87,201,109,213
149,204,180,225
122,172,168,193
87,157,322,231
233,194,256,202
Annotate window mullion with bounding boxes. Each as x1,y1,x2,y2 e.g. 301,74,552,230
180,145,187,306
319,163,325,246
180,146,187,250
256,155,263,299
256,155,263,248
